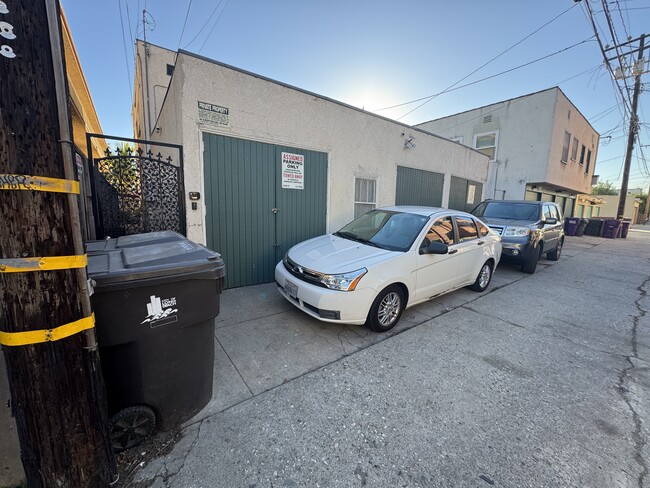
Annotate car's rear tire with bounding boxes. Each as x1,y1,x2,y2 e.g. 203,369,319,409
521,246,541,274
469,261,493,292
547,239,563,261
367,285,404,332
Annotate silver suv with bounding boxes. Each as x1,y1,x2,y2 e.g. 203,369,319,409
471,200,564,274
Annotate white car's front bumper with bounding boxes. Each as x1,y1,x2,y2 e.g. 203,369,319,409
274,261,377,325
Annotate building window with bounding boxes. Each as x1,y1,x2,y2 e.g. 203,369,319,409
579,144,586,166
166,64,175,76
473,131,499,162
570,138,579,161
585,150,592,174
354,178,376,218
561,131,571,163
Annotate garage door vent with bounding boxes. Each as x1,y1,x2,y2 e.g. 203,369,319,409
483,115,492,123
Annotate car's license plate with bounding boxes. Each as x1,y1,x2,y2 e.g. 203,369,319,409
284,279,298,299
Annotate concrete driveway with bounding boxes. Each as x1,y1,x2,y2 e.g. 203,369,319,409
125,227,650,488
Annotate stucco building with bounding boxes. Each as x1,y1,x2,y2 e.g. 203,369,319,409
415,87,600,218
133,41,490,288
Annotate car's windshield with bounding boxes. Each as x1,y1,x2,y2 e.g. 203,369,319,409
473,202,540,221
335,210,429,252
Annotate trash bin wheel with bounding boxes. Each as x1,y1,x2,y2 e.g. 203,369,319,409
110,405,156,452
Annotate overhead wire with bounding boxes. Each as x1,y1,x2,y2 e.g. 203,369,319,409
178,0,194,49
373,2,580,120
198,0,231,53
183,0,226,50
117,0,133,100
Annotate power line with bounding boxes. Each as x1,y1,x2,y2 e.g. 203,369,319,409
373,3,580,119
118,0,133,101
198,0,231,53
183,0,225,50
178,0,193,49
376,37,594,118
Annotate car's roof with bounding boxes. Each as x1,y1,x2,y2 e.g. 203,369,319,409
378,206,474,218
479,200,546,205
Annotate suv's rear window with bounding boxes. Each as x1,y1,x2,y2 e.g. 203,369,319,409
473,202,540,221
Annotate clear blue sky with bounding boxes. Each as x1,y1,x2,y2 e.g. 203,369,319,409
61,0,650,190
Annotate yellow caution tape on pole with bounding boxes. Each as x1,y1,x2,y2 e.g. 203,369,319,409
0,314,95,347
0,255,87,273
0,174,80,194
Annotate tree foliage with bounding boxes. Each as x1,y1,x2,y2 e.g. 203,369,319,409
591,181,618,195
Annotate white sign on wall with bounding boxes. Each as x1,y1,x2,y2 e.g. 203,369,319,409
466,184,476,205
281,152,304,190
198,101,229,126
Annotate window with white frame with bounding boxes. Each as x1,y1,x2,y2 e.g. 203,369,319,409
473,131,498,162
570,137,579,161
561,131,571,163
354,177,377,218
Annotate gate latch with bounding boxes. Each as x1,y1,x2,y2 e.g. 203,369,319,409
271,208,278,214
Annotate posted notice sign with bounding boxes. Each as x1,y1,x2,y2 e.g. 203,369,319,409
281,152,304,189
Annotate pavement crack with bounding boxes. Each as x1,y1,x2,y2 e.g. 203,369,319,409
161,420,204,487
617,275,649,488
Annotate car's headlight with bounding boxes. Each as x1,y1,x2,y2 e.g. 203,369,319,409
503,226,531,237
320,268,367,291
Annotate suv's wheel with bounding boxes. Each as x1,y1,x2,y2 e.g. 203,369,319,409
367,285,404,332
521,247,542,274
547,239,563,261
469,261,493,292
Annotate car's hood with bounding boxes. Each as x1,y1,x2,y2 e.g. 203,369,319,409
287,235,398,273
480,217,537,228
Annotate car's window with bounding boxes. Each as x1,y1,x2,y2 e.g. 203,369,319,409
473,202,540,221
475,219,490,237
543,205,553,220
421,216,455,248
455,217,479,242
549,205,559,220
555,205,563,221
335,210,429,252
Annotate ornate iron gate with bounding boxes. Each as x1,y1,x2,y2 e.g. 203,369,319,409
86,133,186,239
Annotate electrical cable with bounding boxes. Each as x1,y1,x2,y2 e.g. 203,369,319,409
373,3,580,117
178,0,193,49
198,0,231,53
118,0,133,100
183,0,225,49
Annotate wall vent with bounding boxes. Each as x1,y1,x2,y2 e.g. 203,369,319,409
483,115,492,123
166,64,174,76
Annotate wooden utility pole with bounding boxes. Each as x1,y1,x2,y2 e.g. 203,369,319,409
0,1,116,487
604,34,647,219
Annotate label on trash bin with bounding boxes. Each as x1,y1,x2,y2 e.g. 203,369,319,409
141,294,178,328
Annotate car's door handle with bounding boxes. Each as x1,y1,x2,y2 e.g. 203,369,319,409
477,240,485,246
448,249,458,255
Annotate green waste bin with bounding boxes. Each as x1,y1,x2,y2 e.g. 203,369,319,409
87,232,225,451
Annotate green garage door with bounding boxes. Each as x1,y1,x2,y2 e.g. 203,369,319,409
203,133,328,288
395,166,444,207
448,176,483,213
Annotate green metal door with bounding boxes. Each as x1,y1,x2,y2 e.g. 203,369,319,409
449,176,483,212
395,166,444,207
203,134,327,288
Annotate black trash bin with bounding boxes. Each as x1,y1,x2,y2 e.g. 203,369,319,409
564,218,580,236
87,233,225,451
576,218,589,237
584,218,605,237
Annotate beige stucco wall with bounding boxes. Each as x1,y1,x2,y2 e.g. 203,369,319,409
547,91,599,194
416,88,599,200
142,46,489,244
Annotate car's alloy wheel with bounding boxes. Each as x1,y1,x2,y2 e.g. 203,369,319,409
547,239,562,261
470,261,493,292
367,285,404,332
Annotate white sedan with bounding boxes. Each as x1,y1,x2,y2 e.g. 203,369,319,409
275,206,502,332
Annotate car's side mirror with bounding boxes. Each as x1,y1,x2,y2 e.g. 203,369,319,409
419,241,449,255
545,218,557,225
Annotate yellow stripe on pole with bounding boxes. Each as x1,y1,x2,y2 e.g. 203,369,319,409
0,314,95,347
0,174,80,194
0,255,87,273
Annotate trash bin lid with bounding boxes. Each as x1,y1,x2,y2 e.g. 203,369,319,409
88,238,224,286
86,230,185,253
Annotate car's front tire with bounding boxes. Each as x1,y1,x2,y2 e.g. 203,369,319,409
547,239,563,261
367,285,404,332
469,260,493,292
521,246,542,274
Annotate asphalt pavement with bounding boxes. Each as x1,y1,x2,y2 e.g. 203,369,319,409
121,227,650,488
